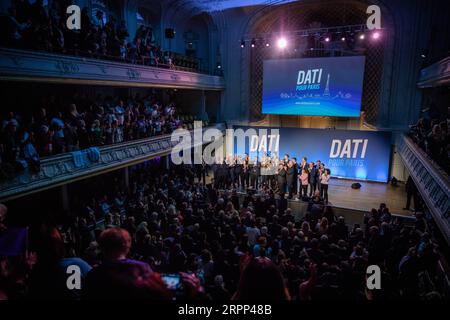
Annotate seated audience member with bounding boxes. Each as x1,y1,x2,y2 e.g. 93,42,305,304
232,258,290,300
85,227,169,299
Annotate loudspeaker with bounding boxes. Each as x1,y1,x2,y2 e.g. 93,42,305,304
390,176,398,186
351,183,361,189
165,28,175,39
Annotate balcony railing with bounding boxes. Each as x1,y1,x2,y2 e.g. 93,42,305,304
0,47,225,90
397,134,450,244
417,55,450,87
0,123,225,202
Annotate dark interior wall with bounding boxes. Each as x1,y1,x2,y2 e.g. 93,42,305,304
422,86,450,120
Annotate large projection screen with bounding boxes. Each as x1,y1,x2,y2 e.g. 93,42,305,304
262,56,366,117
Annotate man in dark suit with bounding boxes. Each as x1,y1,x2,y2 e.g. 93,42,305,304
404,175,418,211
292,157,299,197
250,157,260,190
308,162,318,197
277,162,287,195
234,156,242,189
286,160,295,199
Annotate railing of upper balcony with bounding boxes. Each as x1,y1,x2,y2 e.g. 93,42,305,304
0,123,225,202
0,44,213,74
397,134,450,245
0,47,225,90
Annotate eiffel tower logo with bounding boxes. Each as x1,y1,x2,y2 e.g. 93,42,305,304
323,73,330,97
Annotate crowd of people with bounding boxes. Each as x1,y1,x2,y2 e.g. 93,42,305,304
211,154,332,203
0,1,197,70
409,117,450,174
0,163,442,300
0,93,183,177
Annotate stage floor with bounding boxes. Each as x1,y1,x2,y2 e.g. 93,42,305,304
327,178,410,217
207,173,411,217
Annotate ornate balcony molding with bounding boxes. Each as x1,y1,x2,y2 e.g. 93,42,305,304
0,124,225,201
417,55,450,88
0,47,225,90
397,134,450,244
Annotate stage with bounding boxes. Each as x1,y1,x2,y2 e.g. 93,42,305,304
210,173,410,218
327,178,409,217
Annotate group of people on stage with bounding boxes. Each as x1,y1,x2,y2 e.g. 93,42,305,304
211,153,331,203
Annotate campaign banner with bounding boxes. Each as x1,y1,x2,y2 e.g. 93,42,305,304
262,56,366,117
233,126,391,182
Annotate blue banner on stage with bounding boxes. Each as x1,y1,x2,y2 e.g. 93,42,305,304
233,126,391,182
262,56,365,117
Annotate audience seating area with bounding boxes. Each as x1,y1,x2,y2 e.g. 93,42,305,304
0,93,189,179
0,164,444,300
0,2,205,73
408,117,450,174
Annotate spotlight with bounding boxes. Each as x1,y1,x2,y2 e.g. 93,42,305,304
251,38,256,48
341,37,346,41
324,37,330,42
359,34,365,40
216,62,222,69
372,31,380,39
277,37,287,49
240,39,245,48
265,41,270,47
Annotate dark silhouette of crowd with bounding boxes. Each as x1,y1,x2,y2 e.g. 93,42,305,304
409,117,450,174
0,93,183,178
0,1,197,70
0,163,443,300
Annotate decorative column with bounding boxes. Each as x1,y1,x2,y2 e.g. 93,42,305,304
123,166,130,189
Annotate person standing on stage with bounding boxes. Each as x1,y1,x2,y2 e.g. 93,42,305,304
226,155,234,189
286,160,295,199
269,154,278,189
260,152,269,187
229,155,236,188
212,160,219,189
195,160,206,186
308,162,318,197
250,156,260,190
292,157,299,197
234,155,243,189
277,162,287,195
320,168,330,204
242,153,250,189
283,154,290,167
300,168,309,198
317,162,324,194
217,159,225,189
300,157,308,172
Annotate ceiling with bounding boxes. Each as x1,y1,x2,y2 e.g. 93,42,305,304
181,0,297,12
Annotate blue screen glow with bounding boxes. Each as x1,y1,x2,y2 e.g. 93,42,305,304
262,56,366,117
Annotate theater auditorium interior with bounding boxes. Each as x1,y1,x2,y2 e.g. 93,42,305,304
0,0,449,304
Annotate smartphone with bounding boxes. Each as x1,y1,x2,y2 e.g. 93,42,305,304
161,273,182,291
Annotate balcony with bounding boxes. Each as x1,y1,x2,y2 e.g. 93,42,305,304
397,134,450,244
0,123,225,202
417,55,450,87
0,47,225,90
